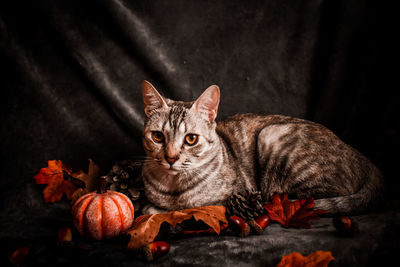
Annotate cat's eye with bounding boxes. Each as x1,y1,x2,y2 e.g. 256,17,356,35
185,134,198,146
151,131,165,143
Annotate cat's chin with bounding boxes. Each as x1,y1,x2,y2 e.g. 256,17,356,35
163,168,180,176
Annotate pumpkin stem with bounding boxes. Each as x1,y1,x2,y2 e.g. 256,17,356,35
97,176,107,194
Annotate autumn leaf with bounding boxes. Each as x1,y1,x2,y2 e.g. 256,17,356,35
67,159,100,204
126,206,228,250
276,251,334,267
34,159,100,203
34,160,78,202
264,194,328,229
181,223,229,235
81,158,100,191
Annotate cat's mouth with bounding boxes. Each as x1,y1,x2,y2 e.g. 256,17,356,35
159,162,181,175
166,169,179,175
165,166,179,175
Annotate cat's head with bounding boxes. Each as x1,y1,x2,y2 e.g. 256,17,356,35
142,80,220,175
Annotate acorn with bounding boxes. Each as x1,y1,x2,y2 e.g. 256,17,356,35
229,216,251,237
138,241,170,262
248,214,271,235
333,216,360,235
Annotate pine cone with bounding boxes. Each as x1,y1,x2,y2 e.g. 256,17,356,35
226,189,265,221
105,160,144,212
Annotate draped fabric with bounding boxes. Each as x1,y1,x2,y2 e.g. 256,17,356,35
0,0,398,265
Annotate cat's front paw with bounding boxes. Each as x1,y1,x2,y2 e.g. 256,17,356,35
142,204,169,215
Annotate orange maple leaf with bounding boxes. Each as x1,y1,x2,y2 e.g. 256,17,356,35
264,194,328,229
276,251,335,267
33,160,78,202
126,206,228,250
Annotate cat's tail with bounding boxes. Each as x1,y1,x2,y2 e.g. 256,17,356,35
314,165,385,215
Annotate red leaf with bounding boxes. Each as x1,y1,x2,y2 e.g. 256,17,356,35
33,160,78,202
264,194,328,229
276,251,335,267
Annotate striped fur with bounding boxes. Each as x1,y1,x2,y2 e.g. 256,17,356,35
141,82,385,215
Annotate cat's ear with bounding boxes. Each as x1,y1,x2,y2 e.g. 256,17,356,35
192,85,220,123
142,80,168,117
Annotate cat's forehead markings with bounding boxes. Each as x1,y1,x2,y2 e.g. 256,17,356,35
178,122,186,133
161,115,168,132
163,120,171,132
168,105,187,132
163,115,187,135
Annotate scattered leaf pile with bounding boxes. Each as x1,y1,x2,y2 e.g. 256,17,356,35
264,194,328,229
276,250,335,267
33,160,334,263
126,206,228,250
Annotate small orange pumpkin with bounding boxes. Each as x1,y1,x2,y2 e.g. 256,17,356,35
72,178,134,240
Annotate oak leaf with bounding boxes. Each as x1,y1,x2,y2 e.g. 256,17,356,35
126,206,228,250
66,159,100,204
276,251,334,267
181,223,229,235
34,160,78,202
264,194,328,229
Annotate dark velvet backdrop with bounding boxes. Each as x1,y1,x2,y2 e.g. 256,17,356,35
0,0,398,265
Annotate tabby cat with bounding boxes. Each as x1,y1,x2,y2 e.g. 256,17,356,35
141,81,384,215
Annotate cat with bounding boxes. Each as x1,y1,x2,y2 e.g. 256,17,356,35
140,80,384,215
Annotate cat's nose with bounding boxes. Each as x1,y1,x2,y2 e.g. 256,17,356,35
165,156,179,165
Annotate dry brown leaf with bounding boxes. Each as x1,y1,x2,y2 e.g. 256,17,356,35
71,158,99,192
66,159,100,204
276,251,335,267
126,206,227,250
85,158,100,191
